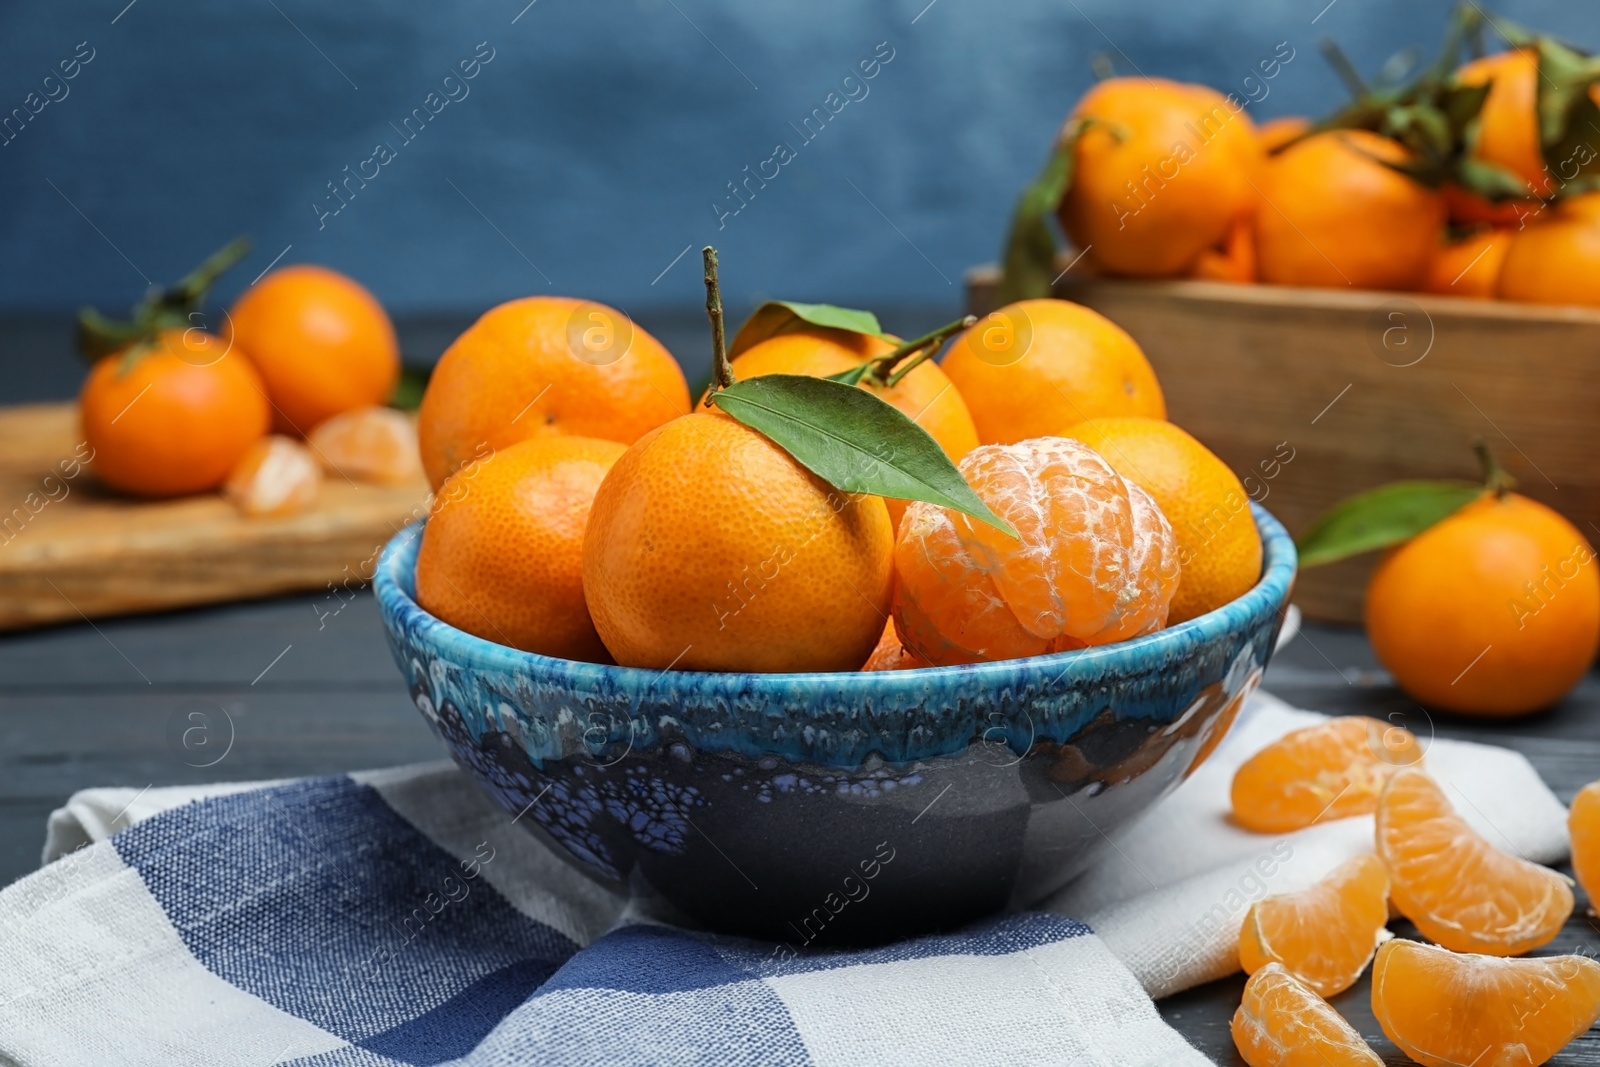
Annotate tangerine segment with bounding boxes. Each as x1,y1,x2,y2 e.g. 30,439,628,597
1231,716,1423,833
306,406,423,485
224,436,321,518
1376,768,1573,956
1239,854,1390,998
891,437,1177,666
1231,963,1383,1067
1572,780,1600,910
1372,939,1600,1067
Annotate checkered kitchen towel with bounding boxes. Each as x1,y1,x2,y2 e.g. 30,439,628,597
0,688,1569,1066
0,763,1208,1067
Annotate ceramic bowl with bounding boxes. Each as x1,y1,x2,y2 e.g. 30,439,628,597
375,504,1296,946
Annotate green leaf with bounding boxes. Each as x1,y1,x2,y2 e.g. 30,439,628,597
387,363,431,411
727,301,886,358
709,374,1016,537
994,125,1082,307
1296,480,1482,567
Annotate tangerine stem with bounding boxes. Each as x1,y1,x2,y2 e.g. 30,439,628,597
1474,438,1516,498
882,315,978,387
703,246,732,402
854,315,975,387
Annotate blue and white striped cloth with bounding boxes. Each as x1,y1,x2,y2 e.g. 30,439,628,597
0,689,1569,1067
1,762,1210,1067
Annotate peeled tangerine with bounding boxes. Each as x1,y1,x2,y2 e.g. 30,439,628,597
1377,768,1572,956
306,406,423,484
891,437,1179,666
1232,963,1382,1067
1231,716,1422,833
1372,940,1600,1067
1238,854,1390,998
224,436,321,518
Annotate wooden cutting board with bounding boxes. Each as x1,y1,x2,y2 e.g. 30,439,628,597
0,403,432,630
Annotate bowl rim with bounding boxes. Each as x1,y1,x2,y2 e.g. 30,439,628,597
374,501,1297,691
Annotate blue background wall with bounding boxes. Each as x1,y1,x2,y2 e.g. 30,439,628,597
1,0,1596,320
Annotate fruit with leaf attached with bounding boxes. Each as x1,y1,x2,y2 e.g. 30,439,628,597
583,410,894,673
1497,192,1600,307
1445,48,1552,227
939,299,1165,446
727,326,979,529
418,296,690,489
418,436,625,661
227,265,400,436
892,436,1178,666
1255,130,1444,291
79,329,271,498
1057,77,1264,278
1365,491,1599,715
1066,417,1261,624
1421,227,1512,298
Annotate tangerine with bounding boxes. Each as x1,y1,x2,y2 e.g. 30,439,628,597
418,297,689,489
727,328,979,529
1231,716,1423,834
861,618,930,672
1421,228,1513,298
1231,962,1383,1067
1190,213,1258,284
1066,417,1261,623
305,406,423,485
1377,768,1573,955
1446,49,1552,226
891,436,1178,667
939,299,1165,447
1498,193,1600,307
224,435,321,518
1058,77,1263,277
583,411,894,673
228,265,399,435
416,436,626,660
1255,130,1444,290
1365,492,1600,716
1371,939,1600,1067
1257,116,1311,154
1238,853,1391,998
79,329,271,498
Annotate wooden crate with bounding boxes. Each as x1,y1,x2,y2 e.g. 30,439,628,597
967,264,1600,623
0,403,432,630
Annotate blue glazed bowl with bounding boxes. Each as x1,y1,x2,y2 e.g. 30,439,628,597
376,504,1296,946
